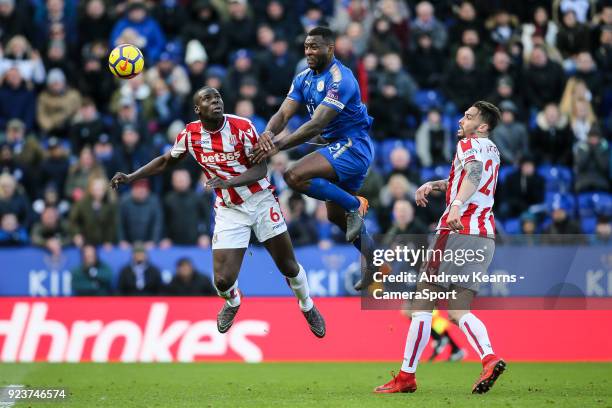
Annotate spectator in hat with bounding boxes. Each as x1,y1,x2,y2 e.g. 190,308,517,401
117,242,163,295
145,48,191,99
39,137,70,199
487,76,526,121
71,244,113,296
44,39,77,85
524,46,566,110
0,67,36,131
574,127,610,192
499,155,545,218
36,68,82,137
181,0,227,65
30,206,71,253
69,97,105,153
64,145,105,202
3,119,44,172
416,108,451,167
110,95,147,142
161,169,211,248
110,2,166,63
0,212,28,246
531,103,574,166
224,49,258,101
69,175,118,247
164,257,215,296
184,39,208,95
118,178,163,248
225,0,256,55
491,100,529,165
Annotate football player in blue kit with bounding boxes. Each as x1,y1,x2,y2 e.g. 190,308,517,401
252,26,381,290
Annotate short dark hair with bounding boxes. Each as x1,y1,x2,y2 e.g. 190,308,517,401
176,257,193,267
307,26,335,44
472,101,501,132
193,86,216,104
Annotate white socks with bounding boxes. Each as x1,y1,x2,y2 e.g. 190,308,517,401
401,312,432,373
459,313,494,359
287,264,314,312
216,280,241,307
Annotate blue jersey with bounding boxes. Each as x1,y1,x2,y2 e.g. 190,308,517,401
287,57,373,143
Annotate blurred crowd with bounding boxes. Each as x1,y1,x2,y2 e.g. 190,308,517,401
1,0,611,257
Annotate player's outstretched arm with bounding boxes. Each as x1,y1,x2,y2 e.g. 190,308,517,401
265,98,301,136
276,104,338,151
110,150,183,190
206,161,267,189
415,179,448,207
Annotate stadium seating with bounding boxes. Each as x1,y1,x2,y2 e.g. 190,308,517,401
577,192,612,218
413,89,444,112
537,165,573,193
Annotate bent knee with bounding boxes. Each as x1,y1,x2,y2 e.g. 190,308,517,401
448,309,469,324
284,169,308,191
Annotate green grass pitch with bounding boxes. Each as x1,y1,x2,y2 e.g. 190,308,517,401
1,362,610,407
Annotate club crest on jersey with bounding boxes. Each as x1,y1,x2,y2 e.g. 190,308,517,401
317,80,325,92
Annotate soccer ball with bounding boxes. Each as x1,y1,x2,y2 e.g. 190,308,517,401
108,44,144,79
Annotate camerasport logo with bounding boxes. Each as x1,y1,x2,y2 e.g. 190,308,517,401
0,302,268,363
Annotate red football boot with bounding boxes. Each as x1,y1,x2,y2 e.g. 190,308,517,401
374,371,417,394
472,354,506,394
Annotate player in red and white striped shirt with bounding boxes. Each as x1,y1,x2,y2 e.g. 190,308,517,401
374,101,506,395
111,87,325,338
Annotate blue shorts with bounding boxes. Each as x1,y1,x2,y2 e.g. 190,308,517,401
318,135,374,193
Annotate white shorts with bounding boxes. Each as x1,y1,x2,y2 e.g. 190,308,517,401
212,189,287,249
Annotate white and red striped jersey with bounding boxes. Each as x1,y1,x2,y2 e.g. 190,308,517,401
170,114,272,207
436,137,500,236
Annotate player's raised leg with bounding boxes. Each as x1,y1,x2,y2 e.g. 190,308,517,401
325,201,387,290
374,282,438,393
213,248,246,333
284,151,368,242
448,287,506,394
262,231,326,338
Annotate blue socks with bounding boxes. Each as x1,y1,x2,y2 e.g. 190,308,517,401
305,178,360,211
